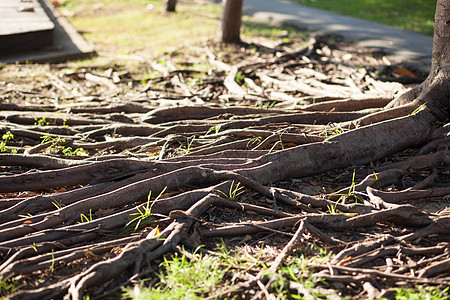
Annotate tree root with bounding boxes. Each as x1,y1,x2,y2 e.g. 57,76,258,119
1,33,449,299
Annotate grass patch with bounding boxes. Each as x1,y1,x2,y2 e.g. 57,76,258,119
393,285,449,300
58,0,222,56
290,0,435,36
125,252,228,299
52,0,307,72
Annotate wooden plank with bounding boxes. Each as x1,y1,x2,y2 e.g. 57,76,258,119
0,0,54,53
0,0,95,63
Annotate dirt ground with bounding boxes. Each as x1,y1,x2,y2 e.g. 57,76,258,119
0,33,449,299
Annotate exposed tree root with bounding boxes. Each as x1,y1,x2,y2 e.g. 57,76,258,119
0,33,449,299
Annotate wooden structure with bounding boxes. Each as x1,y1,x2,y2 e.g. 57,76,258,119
0,0,54,54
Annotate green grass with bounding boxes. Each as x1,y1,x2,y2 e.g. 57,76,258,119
58,0,222,56
59,0,303,58
55,0,306,70
124,252,228,299
290,0,435,36
393,285,449,300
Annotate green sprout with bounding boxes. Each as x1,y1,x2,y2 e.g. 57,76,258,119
0,142,8,153
247,136,262,148
206,124,222,135
184,136,195,154
320,124,344,139
251,101,276,109
52,201,63,210
411,102,427,115
40,135,87,156
126,187,167,231
35,116,50,126
328,170,364,213
0,131,17,153
0,274,19,295
2,131,14,141
80,209,93,223
277,129,286,150
49,249,55,274
235,70,246,85
216,181,244,201
62,147,88,156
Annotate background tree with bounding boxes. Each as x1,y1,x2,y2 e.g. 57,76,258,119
219,0,243,42
165,0,177,12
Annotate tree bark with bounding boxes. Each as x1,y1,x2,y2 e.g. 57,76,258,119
219,0,243,43
165,0,177,12
414,0,450,113
430,0,450,78
388,0,450,108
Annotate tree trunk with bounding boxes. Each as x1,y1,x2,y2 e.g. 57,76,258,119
165,0,177,12
430,0,450,78
412,0,450,112
387,0,450,108
219,0,243,43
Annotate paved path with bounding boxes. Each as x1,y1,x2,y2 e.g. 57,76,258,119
243,0,433,72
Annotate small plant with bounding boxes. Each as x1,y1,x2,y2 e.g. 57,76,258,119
276,129,286,150
206,124,222,135
49,249,55,274
0,142,8,153
371,171,379,184
0,274,18,296
251,101,276,109
216,180,244,201
247,136,262,148
326,201,339,214
394,285,449,300
411,102,427,115
184,136,195,154
52,201,63,210
235,70,246,86
347,169,358,199
216,241,266,270
0,131,17,154
268,129,288,153
79,210,93,223
41,134,66,150
329,169,365,209
2,131,14,141
40,135,87,156
320,125,344,138
62,147,88,156
126,187,167,231
35,116,50,126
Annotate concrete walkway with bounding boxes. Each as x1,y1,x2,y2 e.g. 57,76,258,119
243,0,433,72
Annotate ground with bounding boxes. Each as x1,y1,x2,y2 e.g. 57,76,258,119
0,18,449,300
